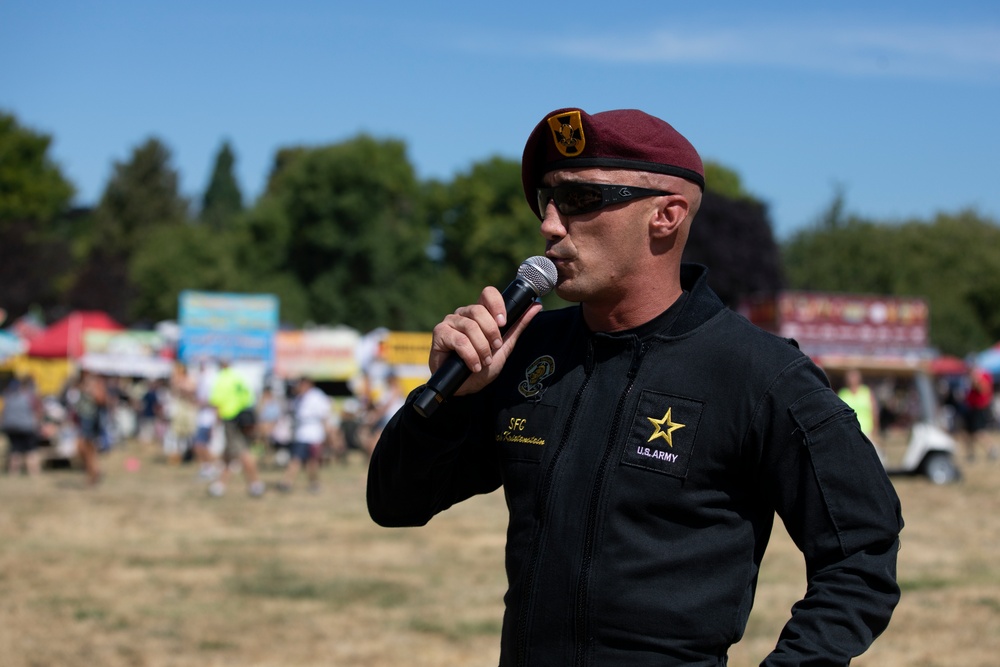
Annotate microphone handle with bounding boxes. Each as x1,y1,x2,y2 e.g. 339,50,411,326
412,278,539,418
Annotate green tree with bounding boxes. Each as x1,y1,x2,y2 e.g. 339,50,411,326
703,160,758,202
0,111,75,225
128,214,312,325
890,211,1000,355
677,160,784,306
129,223,236,321
200,140,244,231
430,156,550,307
262,146,307,197
0,112,77,320
262,135,435,330
684,191,784,306
782,220,895,294
222,196,310,325
91,137,189,253
70,137,190,322
783,200,1000,356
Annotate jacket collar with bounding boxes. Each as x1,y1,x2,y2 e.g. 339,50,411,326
582,263,725,341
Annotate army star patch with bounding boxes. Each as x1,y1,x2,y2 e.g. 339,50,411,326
646,407,685,447
622,390,704,479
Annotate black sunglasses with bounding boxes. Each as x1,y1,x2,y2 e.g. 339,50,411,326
536,182,673,218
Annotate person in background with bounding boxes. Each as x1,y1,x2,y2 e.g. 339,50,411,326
254,384,284,459
207,359,265,498
337,397,369,462
367,106,903,665
963,364,996,461
361,372,405,457
137,379,162,447
274,376,332,493
165,362,198,464
1,376,43,477
838,368,881,442
191,359,221,479
71,370,107,487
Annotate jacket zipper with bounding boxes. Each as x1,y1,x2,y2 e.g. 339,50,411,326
573,340,645,667
514,366,593,667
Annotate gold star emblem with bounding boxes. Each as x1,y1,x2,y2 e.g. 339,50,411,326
647,407,685,447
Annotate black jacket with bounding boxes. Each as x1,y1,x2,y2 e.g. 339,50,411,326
368,265,903,666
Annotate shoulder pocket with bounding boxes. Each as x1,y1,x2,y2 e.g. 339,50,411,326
789,389,902,554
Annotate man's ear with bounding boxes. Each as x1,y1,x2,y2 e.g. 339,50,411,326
649,194,689,239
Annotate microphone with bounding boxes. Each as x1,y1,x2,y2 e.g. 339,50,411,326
413,256,557,418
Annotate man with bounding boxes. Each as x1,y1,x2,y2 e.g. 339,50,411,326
367,107,903,665
275,377,332,493
207,359,265,497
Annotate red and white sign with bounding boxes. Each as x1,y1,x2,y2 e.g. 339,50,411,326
741,291,930,357
273,328,360,381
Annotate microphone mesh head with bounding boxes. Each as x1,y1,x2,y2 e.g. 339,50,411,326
517,256,558,296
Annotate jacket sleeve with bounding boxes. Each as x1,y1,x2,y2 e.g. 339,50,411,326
758,361,904,666
366,388,503,528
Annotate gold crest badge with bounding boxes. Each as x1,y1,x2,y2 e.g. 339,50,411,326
546,111,585,157
519,355,555,398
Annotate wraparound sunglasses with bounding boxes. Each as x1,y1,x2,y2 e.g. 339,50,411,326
536,182,673,218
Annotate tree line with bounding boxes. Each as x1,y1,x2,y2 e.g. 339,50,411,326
2,111,998,357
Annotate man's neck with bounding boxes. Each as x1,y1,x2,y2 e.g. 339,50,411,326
582,285,685,333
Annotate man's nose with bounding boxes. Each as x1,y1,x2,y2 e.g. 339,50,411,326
539,200,566,239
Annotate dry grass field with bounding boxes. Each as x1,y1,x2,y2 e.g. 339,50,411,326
0,436,998,667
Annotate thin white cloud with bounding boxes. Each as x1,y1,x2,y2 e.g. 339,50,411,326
532,21,1000,82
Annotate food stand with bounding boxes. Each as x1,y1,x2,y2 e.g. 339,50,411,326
740,290,961,483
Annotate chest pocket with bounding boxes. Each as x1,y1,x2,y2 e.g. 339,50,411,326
495,402,558,464
620,390,705,480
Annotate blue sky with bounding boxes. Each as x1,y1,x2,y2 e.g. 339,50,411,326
2,1,998,238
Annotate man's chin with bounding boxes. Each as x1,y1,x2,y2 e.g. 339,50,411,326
554,284,583,304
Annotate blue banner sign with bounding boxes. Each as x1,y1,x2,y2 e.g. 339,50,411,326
178,291,279,364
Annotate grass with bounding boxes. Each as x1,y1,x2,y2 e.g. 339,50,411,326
0,435,998,666
226,561,412,608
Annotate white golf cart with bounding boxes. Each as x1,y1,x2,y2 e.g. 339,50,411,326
820,357,962,485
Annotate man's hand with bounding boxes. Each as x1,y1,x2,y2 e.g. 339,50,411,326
428,286,543,396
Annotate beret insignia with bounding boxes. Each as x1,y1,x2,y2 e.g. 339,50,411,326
546,110,585,157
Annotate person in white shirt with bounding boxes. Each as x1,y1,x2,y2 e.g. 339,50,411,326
275,377,332,493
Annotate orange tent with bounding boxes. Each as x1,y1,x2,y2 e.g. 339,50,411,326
26,311,124,359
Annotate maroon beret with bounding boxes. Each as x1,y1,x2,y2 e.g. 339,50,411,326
521,107,704,217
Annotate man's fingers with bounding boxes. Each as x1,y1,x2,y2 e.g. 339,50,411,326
431,304,501,373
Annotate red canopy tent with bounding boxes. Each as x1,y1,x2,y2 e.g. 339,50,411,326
27,311,125,359
929,355,968,376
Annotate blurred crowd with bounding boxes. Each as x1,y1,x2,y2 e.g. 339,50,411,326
0,360,407,496
4,359,997,492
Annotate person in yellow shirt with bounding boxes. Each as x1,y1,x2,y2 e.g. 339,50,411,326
207,359,265,497
838,369,880,443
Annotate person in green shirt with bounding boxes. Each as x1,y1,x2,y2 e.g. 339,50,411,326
207,359,265,497
838,368,880,443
